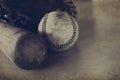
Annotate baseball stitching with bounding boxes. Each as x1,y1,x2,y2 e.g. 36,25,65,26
41,13,78,50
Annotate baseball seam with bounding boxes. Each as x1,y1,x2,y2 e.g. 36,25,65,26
41,13,77,50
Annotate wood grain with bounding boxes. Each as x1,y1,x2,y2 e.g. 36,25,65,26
0,21,47,70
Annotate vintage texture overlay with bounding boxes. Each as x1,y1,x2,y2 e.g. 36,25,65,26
0,0,120,80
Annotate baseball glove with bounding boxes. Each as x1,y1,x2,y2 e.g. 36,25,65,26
0,0,77,32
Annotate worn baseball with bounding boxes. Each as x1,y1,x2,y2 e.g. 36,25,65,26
38,11,79,52
0,21,47,69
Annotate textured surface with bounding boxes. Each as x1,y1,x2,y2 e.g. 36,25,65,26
0,0,120,80
38,11,79,51
0,21,47,69
0,21,27,62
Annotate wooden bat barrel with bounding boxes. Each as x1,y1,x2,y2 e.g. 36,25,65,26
0,20,47,69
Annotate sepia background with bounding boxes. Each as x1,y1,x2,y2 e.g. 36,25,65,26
0,0,120,80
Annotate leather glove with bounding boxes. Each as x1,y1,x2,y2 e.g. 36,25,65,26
0,0,77,32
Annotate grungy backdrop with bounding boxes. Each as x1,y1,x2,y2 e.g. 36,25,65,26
0,0,120,80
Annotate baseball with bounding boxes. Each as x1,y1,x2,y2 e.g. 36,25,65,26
0,21,47,69
38,10,79,52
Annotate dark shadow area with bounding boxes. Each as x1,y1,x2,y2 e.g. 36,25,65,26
1,0,78,32
36,43,81,69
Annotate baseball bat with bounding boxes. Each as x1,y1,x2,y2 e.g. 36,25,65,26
0,20,47,69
